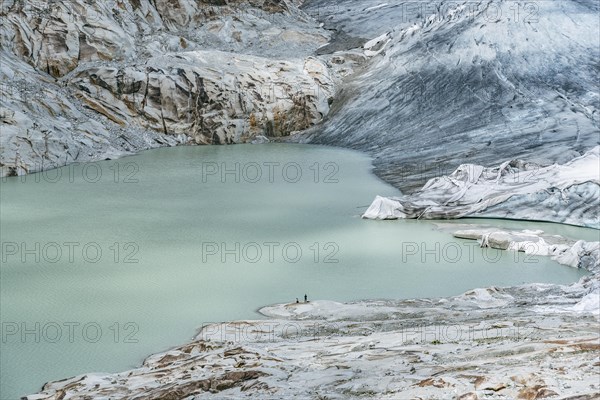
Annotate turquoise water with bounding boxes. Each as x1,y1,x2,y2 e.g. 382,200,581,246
0,144,590,399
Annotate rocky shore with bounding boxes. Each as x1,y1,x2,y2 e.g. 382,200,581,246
2,0,598,225
25,227,600,399
3,1,599,399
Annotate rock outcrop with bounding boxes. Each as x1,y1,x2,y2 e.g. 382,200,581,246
25,231,600,399
2,0,598,231
0,0,334,176
23,223,600,399
4,2,600,398
70,52,333,144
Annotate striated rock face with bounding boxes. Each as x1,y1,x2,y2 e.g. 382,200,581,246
362,147,600,228
0,0,333,176
0,51,182,176
3,1,598,225
70,52,333,144
2,0,319,78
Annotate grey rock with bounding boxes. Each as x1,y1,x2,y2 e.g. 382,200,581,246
0,0,334,176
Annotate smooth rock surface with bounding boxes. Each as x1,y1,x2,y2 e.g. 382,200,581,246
0,0,333,176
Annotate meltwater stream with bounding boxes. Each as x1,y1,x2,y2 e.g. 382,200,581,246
0,144,591,399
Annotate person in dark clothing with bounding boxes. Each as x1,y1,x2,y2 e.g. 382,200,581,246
304,294,308,302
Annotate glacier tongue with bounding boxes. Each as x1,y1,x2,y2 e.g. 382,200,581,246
2,0,599,230
363,146,600,228
306,0,600,193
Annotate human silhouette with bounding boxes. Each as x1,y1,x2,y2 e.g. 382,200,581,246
304,294,308,302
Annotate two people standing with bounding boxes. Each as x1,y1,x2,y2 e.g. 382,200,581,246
295,294,308,303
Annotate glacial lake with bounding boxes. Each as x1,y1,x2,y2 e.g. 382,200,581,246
0,144,593,399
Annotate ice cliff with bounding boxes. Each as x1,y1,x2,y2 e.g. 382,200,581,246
363,146,600,228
